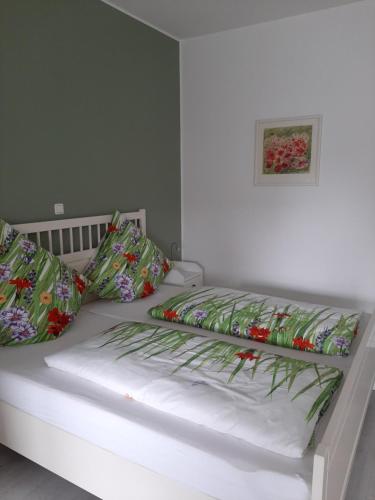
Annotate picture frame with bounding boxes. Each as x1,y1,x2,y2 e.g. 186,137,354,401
254,115,322,186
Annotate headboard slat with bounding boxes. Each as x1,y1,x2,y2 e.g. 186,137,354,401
79,227,83,252
59,230,63,255
88,226,93,250
48,231,53,253
69,227,74,254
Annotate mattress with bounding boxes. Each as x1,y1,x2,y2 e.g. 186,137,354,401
0,290,315,500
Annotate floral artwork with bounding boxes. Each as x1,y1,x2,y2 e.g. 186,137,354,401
149,287,359,356
0,218,88,347
263,126,312,174
254,116,321,185
84,210,172,302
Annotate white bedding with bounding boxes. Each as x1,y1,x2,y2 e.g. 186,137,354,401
45,320,341,458
0,288,315,500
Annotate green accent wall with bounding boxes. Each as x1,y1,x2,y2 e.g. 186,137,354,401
0,0,180,257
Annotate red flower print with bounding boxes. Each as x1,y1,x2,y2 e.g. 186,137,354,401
141,281,155,298
293,337,315,351
48,308,61,323
107,224,119,233
48,324,64,336
9,278,32,293
74,275,86,294
263,132,310,174
163,309,179,321
123,252,138,263
249,326,271,343
162,260,170,273
273,313,291,319
236,352,260,361
47,307,71,336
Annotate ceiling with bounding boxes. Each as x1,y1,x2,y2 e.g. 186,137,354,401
102,0,362,39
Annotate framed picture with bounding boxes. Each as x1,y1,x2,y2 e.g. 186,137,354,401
254,115,322,186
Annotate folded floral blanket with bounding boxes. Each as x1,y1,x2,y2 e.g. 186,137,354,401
148,287,359,356
45,321,343,458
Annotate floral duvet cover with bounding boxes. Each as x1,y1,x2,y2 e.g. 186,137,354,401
45,321,343,458
148,287,360,356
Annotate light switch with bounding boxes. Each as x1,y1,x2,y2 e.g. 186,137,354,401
54,203,64,215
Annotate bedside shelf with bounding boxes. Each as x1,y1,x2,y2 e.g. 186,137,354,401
164,261,203,288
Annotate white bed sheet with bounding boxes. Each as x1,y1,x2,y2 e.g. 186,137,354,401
0,294,313,500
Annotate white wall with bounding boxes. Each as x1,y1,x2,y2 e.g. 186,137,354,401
181,0,375,312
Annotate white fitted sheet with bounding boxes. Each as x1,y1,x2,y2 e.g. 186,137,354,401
0,291,315,500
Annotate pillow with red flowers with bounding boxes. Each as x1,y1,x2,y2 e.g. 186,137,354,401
0,218,89,346
84,210,172,302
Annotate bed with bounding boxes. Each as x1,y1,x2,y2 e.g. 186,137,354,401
0,210,374,500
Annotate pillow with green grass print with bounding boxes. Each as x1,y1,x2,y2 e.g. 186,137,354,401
84,210,172,302
0,218,18,257
0,219,89,347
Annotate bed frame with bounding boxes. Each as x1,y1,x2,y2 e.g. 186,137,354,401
1,210,374,500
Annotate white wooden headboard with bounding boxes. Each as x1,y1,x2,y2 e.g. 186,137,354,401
13,209,146,272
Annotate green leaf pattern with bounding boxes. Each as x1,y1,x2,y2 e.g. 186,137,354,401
99,321,343,423
84,210,172,302
148,287,359,356
0,219,88,346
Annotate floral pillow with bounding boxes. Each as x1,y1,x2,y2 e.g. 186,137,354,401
0,219,18,256
84,210,172,302
0,219,89,347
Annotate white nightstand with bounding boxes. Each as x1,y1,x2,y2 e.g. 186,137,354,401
164,261,203,288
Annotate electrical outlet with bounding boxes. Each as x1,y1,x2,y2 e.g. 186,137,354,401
54,203,64,215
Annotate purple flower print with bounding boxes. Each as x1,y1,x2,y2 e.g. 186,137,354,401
0,227,17,256
112,242,125,255
19,239,37,264
315,328,332,353
21,254,35,265
120,287,135,303
128,225,138,236
0,264,11,282
98,277,110,291
333,336,351,351
19,239,36,254
119,219,130,231
129,226,141,245
84,260,97,274
56,281,72,301
193,309,208,321
180,303,196,318
150,263,161,277
231,322,240,336
10,321,37,342
115,273,134,290
0,306,29,328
